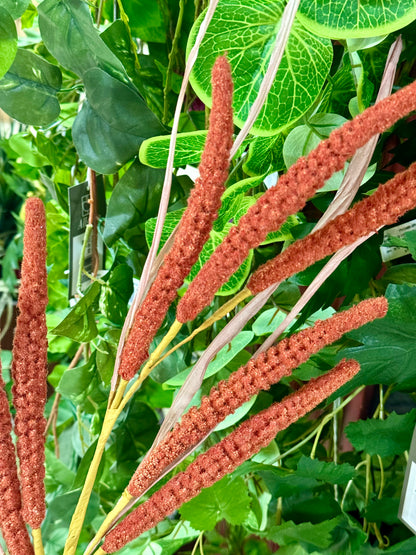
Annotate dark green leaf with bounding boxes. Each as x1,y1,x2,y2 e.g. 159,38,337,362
0,7,17,80
100,264,133,325
261,468,319,498
2,0,30,19
56,356,96,402
122,0,167,42
263,518,341,549
296,456,356,485
345,410,416,457
0,49,61,125
180,476,251,530
38,0,128,83
72,439,105,489
52,282,101,342
364,497,400,525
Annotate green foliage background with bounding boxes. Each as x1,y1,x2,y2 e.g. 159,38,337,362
2,0,416,553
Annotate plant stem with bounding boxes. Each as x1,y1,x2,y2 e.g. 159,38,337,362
32,528,44,555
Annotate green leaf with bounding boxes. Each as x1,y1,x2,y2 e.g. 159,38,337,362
296,456,356,485
8,134,50,167
283,113,374,192
52,282,101,342
243,134,285,176
214,396,257,431
345,410,416,457
56,356,95,402
298,0,416,39
38,0,128,83
261,468,319,498
263,518,341,549
144,208,184,253
45,449,76,491
364,498,400,525
334,285,416,395
2,0,30,19
0,49,61,126
104,161,166,247
96,329,120,386
72,101,140,174
99,264,133,325
122,0,167,42
0,7,17,80
139,131,208,168
252,307,287,337
167,330,254,386
180,476,251,531
188,0,332,136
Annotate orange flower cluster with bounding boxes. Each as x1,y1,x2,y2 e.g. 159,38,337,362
102,359,359,552
0,367,34,555
127,297,386,499
248,162,416,293
176,77,416,323
119,55,234,381
11,198,48,530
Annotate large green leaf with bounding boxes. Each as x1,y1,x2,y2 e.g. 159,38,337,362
2,0,30,19
38,0,128,83
72,101,140,174
187,0,332,136
0,7,17,80
298,0,416,39
0,49,61,125
139,131,208,168
121,0,167,43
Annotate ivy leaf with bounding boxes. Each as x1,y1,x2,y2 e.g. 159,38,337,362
262,518,341,550
345,410,416,457
298,0,416,39
0,7,17,80
139,131,208,168
188,0,332,136
334,285,416,396
0,49,61,126
52,281,101,342
180,476,251,531
296,456,356,485
2,0,30,19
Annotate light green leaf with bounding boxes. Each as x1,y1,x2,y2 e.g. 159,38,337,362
144,208,184,253
0,7,17,80
345,410,416,457
188,0,332,136
180,476,251,531
52,282,101,342
166,330,254,386
215,396,257,431
298,0,416,39
2,0,30,19
8,134,50,167
243,134,285,176
296,456,356,485
139,131,208,168
252,307,286,336
0,49,61,126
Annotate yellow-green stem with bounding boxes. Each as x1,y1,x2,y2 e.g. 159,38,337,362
33,528,44,555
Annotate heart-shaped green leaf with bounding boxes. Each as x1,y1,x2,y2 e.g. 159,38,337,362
298,0,416,39
0,49,61,125
2,0,30,19
0,7,17,80
187,0,332,136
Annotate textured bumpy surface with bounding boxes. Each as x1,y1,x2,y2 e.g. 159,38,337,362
0,364,34,554
11,197,48,530
127,297,387,498
118,56,234,381
176,78,416,323
103,359,360,552
249,162,416,293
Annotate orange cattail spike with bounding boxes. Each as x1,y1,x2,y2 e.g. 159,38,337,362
11,197,48,530
126,296,386,498
248,161,416,294
176,78,416,323
0,361,34,555
118,55,234,381
102,359,360,552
